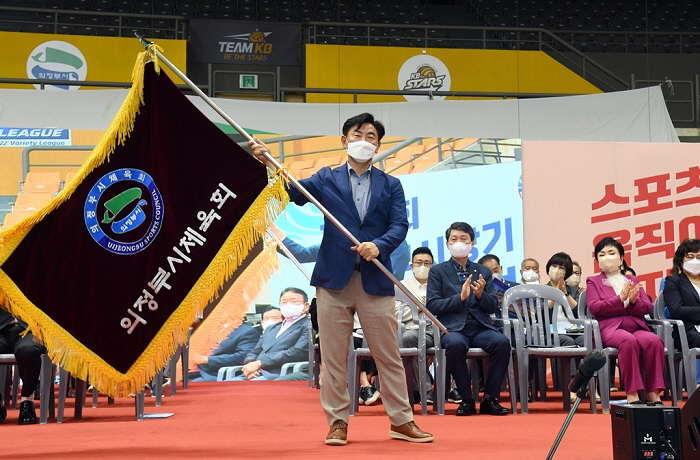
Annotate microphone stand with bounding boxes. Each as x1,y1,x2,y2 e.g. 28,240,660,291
545,386,588,460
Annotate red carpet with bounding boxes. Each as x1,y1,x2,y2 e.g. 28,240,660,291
0,381,680,459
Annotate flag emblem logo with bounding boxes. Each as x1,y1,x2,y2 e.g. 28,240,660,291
84,168,164,255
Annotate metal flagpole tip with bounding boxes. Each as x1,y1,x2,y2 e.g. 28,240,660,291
134,32,153,49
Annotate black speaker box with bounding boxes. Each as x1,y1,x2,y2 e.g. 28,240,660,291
611,403,682,460
682,389,700,460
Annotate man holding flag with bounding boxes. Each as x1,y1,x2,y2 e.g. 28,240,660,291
250,113,434,446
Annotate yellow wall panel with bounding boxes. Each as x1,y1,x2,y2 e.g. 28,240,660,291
305,45,601,103
0,31,186,89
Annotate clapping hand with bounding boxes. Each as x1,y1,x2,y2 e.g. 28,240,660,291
628,283,643,304
556,278,567,294
471,274,486,299
619,281,633,303
460,275,472,301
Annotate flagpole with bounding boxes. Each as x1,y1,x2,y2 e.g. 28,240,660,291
266,229,312,282
135,35,447,334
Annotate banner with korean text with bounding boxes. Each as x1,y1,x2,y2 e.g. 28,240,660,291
522,141,700,299
0,49,287,397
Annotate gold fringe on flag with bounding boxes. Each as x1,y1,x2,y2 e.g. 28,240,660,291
0,46,288,398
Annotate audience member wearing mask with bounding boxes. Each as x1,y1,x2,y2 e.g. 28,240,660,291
585,237,664,404
260,307,284,333
545,252,584,347
479,254,518,288
520,258,540,284
662,238,700,389
237,288,311,381
188,319,262,382
396,247,435,350
427,222,510,416
565,261,584,307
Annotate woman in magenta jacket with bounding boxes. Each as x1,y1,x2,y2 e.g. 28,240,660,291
585,236,664,404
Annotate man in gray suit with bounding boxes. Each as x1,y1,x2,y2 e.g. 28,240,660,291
0,310,46,424
238,288,311,380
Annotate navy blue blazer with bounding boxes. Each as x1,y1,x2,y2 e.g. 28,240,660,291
426,259,499,333
663,273,700,337
287,164,409,296
244,316,310,379
196,323,260,381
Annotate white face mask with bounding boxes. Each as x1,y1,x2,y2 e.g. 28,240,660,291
280,302,305,319
346,140,377,162
261,319,278,332
492,271,504,281
548,266,565,283
683,259,700,276
522,269,539,283
448,242,472,259
598,255,622,274
565,274,581,287
412,265,430,280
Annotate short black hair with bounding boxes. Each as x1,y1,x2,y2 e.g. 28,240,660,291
262,306,281,317
478,254,500,265
622,263,636,276
412,247,433,263
279,287,308,303
546,252,573,280
674,238,700,274
593,236,625,261
445,222,475,242
572,261,581,272
342,113,385,141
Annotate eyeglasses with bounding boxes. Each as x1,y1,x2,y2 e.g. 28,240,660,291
279,300,304,306
413,261,433,267
684,254,700,260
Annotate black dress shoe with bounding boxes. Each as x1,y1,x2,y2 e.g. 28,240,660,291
480,397,508,415
18,400,38,425
456,398,476,416
0,405,6,424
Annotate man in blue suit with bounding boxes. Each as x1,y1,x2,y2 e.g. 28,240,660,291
239,288,311,380
427,222,510,416
189,321,261,382
250,113,433,445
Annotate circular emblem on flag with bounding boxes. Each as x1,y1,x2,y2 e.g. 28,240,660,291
84,168,164,255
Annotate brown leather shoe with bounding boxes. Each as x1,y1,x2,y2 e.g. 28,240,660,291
389,421,434,443
325,420,348,446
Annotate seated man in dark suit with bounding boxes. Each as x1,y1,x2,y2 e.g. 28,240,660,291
0,310,46,424
479,254,518,288
426,222,510,416
189,320,262,382
238,288,311,380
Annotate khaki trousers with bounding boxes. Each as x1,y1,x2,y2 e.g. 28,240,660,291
317,271,413,426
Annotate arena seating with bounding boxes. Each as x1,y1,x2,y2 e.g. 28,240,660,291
2,0,698,52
